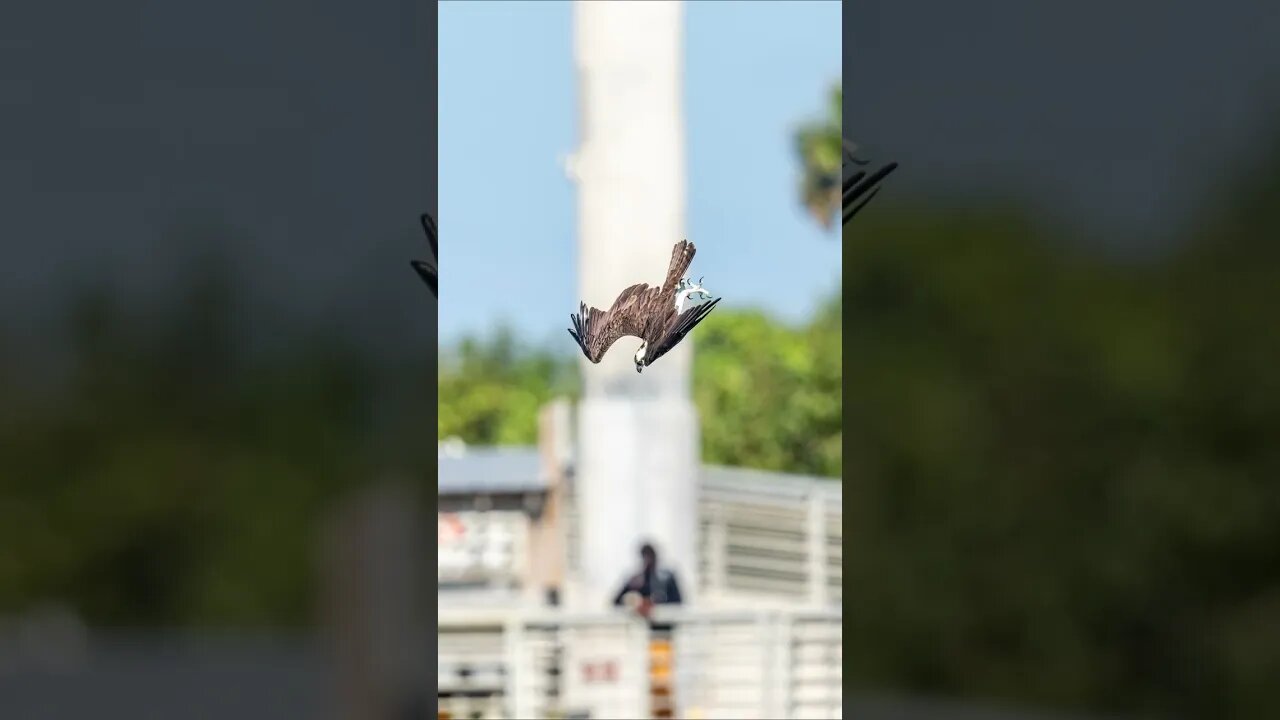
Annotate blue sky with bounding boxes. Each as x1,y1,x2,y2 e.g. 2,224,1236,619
439,0,841,346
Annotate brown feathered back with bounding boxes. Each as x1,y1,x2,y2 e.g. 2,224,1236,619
569,283,655,363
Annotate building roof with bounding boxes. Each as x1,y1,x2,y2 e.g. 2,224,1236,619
437,445,547,497
435,443,841,500
702,464,841,500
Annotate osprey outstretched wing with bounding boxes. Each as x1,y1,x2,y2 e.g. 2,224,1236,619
643,293,722,367
569,283,655,364
843,139,898,226
410,212,438,297
568,239,721,373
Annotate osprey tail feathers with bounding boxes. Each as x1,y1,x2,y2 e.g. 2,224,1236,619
660,240,696,295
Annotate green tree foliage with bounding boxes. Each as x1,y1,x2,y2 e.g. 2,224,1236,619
437,302,843,477
437,327,578,445
794,84,843,228
694,297,842,477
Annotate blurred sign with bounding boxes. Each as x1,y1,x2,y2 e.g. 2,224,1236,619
580,659,618,684
437,511,527,585
438,513,465,544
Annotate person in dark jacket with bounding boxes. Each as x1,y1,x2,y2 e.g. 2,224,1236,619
613,542,682,616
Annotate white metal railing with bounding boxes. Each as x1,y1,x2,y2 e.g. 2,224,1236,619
509,614,650,720
437,607,842,720
699,468,842,608
439,462,843,611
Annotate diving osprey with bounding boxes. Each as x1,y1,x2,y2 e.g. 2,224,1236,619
568,239,721,374
410,212,437,297
843,139,898,226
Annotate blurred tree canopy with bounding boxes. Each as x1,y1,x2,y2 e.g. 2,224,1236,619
0,251,435,627
437,297,843,478
693,293,842,477
438,327,578,446
795,84,843,229
837,140,1280,717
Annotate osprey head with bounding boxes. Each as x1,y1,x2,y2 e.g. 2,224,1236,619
634,342,647,373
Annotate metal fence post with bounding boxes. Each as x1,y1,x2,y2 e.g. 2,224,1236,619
806,490,829,607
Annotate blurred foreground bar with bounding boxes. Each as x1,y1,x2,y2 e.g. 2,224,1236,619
321,480,433,720
0,615,322,720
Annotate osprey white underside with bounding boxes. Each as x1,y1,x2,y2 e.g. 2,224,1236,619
634,277,715,365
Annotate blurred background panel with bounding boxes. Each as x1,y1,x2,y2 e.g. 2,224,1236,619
0,0,435,718
846,1,1280,719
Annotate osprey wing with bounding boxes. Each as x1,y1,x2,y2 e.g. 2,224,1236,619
643,296,722,366
568,283,653,363
842,140,897,226
420,213,438,259
411,212,438,297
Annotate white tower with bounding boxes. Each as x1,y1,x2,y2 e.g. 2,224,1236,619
568,0,699,609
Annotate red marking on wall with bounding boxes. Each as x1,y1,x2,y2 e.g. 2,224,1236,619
582,659,619,684
438,514,465,544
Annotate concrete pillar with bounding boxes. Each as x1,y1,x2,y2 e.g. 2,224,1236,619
569,0,699,609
